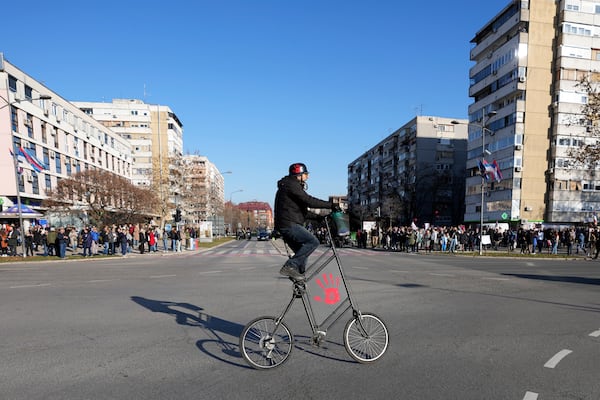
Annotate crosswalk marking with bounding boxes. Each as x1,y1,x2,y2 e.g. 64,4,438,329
197,247,365,257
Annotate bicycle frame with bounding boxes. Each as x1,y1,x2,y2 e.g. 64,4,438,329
272,215,364,345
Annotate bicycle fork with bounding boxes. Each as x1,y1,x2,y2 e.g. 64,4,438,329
261,281,304,359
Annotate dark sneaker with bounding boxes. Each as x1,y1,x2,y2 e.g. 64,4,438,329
279,265,305,280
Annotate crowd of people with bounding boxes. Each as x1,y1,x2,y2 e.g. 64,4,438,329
0,223,201,258
343,224,600,256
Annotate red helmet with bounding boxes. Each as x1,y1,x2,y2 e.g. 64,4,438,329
289,163,309,176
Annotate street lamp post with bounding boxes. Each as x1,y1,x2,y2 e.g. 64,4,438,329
453,110,496,255
477,110,497,255
229,189,243,236
1,93,52,257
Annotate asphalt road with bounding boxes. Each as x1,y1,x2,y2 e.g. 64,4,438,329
1,240,599,400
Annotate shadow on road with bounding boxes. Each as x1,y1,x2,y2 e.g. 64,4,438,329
131,296,249,368
131,296,363,369
502,273,600,286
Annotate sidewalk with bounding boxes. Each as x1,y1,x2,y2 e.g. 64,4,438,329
1,238,234,264
367,245,591,259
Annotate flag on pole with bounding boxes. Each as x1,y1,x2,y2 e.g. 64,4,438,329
9,149,25,175
478,159,503,183
9,147,48,174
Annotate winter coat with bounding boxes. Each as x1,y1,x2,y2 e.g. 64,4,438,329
274,175,331,230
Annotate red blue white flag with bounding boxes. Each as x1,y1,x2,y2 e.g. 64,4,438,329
478,158,503,183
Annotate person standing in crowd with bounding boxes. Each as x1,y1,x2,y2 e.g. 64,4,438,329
90,226,99,255
25,228,34,257
133,225,140,250
138,229,146,254
117,226,128,256
162,228,169,252
7,226,18,256
370,226,379,249
69,227,78,253
33,227,42,252
148,229,156,252
101,226,110,255
46,227,57,256
39,227,48,256
108,226,117,255
82,227,93,257
175,228,183,252
57,227,68,259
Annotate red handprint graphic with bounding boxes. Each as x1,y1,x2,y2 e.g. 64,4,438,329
313,273,341,305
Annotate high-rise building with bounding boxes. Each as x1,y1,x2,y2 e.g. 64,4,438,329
0,54,132,226
73,99,184,222
470,0,600,226
347,116,468,228
180,155,226,229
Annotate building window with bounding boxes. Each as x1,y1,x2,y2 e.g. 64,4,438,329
32,173,40,195
8,75,17,92
55,154,62,174
10,106,18,132
43,148,50,166
26,113,33,138
45,174,51,190
24,85,33,100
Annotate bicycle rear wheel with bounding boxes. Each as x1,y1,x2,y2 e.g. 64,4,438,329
343,313,388,363
240,316,293,370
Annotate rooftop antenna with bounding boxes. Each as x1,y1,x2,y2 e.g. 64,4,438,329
414,104,424,116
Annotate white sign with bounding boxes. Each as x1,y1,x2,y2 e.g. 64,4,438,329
481,235,491,245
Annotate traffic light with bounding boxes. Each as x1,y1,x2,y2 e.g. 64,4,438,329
174,208,182,222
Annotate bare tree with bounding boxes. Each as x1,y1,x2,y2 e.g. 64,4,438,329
44,169,160,226
571,74,600,166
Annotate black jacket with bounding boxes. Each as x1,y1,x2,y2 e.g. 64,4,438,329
274,175,331,230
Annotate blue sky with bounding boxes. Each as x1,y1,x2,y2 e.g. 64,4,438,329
3,0,509,206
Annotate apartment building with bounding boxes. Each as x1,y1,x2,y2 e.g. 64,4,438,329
471,0,600,227
73,99,184,220
238,201,274,229
347,116,468,228
180,155,226,231
0,54,132,225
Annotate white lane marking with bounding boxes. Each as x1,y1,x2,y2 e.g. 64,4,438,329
482,277,510,281
239,267,256,271
523,392,538,400
429,273,455,277
10,283,52,289
544,349,572,368
391,270,411,273
87,279,114,283
149,274,177,279
589,330,600,338
198,270,222,275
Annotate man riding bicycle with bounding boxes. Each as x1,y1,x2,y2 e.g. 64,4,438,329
274,162,336,281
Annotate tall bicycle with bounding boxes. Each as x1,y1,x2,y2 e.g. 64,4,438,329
239,212,389,369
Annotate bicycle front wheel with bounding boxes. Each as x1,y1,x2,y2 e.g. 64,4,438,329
240,316,293,370
343,313,389,363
